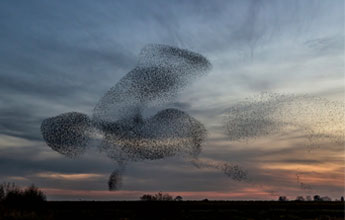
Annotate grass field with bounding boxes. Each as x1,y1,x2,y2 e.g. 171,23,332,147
1,201,344,220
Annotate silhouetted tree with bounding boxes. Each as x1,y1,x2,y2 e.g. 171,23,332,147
155,192,173,201
0,182,46,204
313,195,321,201
0,182,20,202
174,196,183,201
278,196,288,201
140,194,156,201
22,185,46,202
0,184,5,201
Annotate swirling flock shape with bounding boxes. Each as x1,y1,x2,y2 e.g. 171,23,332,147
41,44,216,190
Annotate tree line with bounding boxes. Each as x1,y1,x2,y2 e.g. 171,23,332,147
278,195,344,202
140,192,183,201
1,182,344,202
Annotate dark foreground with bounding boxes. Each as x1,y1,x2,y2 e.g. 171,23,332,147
1,201,344,220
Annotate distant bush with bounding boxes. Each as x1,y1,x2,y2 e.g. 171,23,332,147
0,182,46,204
278,196,288,201
313,195,321,201
320,196,331,201
311,195,333,201
295,196,305,201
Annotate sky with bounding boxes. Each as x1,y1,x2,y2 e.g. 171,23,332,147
0,0,344,200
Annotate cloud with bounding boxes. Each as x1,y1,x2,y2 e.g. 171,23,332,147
35,172,105,181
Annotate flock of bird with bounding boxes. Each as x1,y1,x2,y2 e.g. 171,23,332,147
41,44,343,192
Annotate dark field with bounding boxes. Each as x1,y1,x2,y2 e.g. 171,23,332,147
1,201,344,220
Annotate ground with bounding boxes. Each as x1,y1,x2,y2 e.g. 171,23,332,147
1,201,344,220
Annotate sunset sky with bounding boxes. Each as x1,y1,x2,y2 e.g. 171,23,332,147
0,0,344,200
